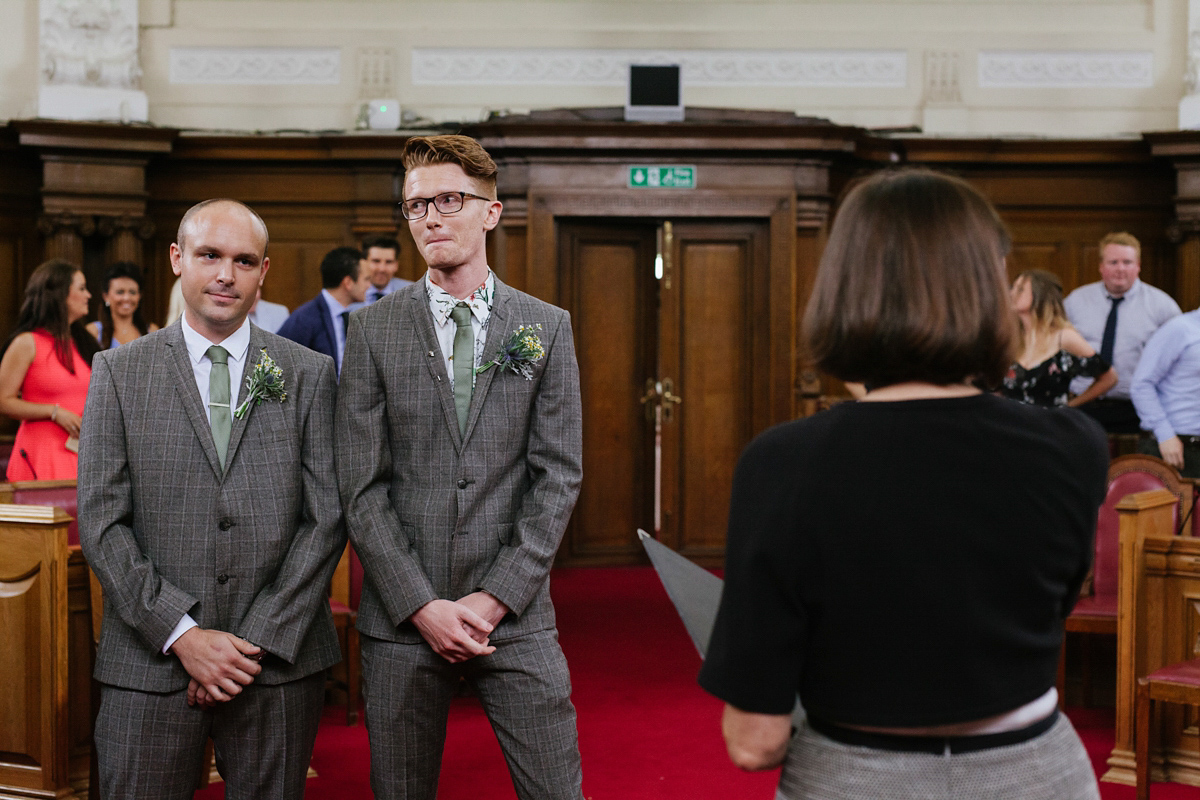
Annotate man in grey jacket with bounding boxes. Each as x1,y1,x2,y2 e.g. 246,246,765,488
336,135,585,800
79,198,344,798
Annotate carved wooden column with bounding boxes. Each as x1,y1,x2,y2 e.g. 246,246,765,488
12,120,175,288
794,160,833,418
98,215,155,267
36,214,93,267
1145,133,1200,312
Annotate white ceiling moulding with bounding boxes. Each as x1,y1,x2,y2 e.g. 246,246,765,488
412,48,907,88
170,47,341,85
978,51,1153,89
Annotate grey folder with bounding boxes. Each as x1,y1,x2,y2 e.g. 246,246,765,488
637,528,805,725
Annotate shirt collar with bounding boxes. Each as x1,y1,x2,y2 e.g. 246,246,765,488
180,313,252,365
1109,279,1141,302
425,270,496,327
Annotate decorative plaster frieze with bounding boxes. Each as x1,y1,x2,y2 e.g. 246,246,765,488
978,51,1153,89
40,0,142,89
413,48,906,88
169,47,341,85
923,51,961,105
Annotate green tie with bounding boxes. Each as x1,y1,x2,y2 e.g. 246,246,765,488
450,303,474,435
207,345,232,469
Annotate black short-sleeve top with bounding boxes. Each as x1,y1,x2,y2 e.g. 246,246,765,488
697,394,1108,727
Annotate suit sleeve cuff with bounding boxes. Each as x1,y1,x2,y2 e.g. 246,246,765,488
163,613,198,654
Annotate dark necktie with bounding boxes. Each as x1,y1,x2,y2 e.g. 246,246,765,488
369,289,384,304
207,345,232,469
1099,296,1124,365
451,303,474,435
339,310,350,338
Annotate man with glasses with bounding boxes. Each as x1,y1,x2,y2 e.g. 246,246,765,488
335,135,585,800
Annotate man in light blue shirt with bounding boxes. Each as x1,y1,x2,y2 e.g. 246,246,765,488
1065,232,1180,433
361,234,413,303
1131,309,1200,477
247,287,290,333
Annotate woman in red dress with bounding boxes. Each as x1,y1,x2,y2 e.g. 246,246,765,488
0,260,101,480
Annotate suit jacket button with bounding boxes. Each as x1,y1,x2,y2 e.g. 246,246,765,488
217,574,229,585
218,520,233,531
457,479,468,489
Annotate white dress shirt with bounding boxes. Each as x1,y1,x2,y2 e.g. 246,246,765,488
248,298,290,334
163,314,251,652
425,271,495,390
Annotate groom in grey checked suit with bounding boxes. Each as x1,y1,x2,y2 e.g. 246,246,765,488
336,135,585,799
79,199,345,798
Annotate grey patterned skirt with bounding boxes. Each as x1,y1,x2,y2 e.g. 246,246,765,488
775,713,1100,800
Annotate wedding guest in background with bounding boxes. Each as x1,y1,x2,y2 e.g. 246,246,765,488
1001,269,1116,408
165,276,185,326
248,286,290,334
87,262,159,349
700,169,1106,800
0,259,100,480
277,246,371,376
1064,232,1180,433
361,234,412,303
1131,304,1200,478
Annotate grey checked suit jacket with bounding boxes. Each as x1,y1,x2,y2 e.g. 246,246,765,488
78,322,345,692
335,278,583,643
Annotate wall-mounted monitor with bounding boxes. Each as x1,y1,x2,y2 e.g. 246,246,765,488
625,64,684,123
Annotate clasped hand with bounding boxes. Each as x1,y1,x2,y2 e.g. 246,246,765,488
170,627,262,708
411,593,510,663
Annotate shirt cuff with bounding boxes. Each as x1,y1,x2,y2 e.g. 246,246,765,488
1155,424,1178,444
163,613,198,654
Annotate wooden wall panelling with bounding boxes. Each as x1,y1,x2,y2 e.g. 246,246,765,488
0,505,79,799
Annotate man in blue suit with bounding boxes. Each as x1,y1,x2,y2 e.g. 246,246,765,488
278,246,371,375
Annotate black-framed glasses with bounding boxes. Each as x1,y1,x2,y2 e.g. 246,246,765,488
399,191,489,221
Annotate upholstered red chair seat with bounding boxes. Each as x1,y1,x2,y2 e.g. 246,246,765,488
1144,658,1200,688
1072,593,1117,618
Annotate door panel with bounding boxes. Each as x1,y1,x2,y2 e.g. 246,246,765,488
559,224,657,563
558,219,768,567
662,223,766,560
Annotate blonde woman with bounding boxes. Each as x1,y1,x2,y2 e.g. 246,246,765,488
1002,269,1117,407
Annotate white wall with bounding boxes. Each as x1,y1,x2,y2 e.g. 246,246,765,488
1,0,1189,137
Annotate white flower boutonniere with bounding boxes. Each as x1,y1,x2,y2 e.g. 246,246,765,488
234,349,288,419
475,324,545,380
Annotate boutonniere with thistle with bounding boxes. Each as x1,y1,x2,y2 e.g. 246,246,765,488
475,324,545,380
234,349,288,418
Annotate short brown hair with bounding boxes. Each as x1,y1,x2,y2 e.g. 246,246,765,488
400,135,498,198
804,169,1015,389
1099,231,1140,260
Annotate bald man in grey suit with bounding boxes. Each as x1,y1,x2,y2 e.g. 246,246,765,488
335,135,584,799
79,199,345,798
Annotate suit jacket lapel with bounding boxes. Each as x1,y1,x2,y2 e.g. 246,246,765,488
223,326,263,470
165,324,225,479
462,283,511,443
408,292,464,449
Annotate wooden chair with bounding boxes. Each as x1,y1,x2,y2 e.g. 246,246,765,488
1118,488,1200,798
1059,455,1193,707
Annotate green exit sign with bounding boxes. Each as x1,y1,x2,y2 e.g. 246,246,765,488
629,166,696,189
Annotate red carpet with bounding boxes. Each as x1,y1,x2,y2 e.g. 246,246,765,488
193,567,1195,799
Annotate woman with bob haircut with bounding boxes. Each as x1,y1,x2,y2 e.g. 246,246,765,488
0,259,101,480
1001,268,1117,407
699,169,1107,800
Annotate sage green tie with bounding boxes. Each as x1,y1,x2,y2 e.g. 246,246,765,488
207,345,232,469
450,303,474,435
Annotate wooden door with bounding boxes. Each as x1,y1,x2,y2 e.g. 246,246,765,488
558,219,769,567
